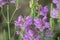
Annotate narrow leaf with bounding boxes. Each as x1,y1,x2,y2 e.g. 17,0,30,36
57,5,60,22
3,29,7,40
16,0,21,9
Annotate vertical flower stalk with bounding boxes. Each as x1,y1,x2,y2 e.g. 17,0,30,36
30,0,36,18
7,0,10,40
58,0,60,22
3,29,7,40
50,3,54,27
58,5,60,22
1,6,7,23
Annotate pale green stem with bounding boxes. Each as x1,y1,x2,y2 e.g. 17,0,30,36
57,37,60,40
7,5,10,40
50,3,54,27
1,7,7,22
57,5,60,22
10,9,17,23
30,0,36,18
3,29,7,40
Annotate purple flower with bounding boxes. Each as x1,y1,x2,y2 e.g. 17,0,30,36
39,26,45,32
25,16,32,25
52,0,60,4
16,30,21,35
23,16,32,29
0,0,7,7
39,22,51,32
44,22,51,29
26,29,35,36
34,18,42,29
14,15,23,26
45,31,52,38
40,6,48,16
51,7,59,19
43,16,47,22
52,0,60,8
23,34,31,40
34,35,42,40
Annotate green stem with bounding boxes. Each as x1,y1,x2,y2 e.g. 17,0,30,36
1,7,7,22
50,3,53,17
7,21,10,40
3,29,7,40
7,5,10,40
13,26,16,36
57,5,60,22
57,37,60,40
10,9,17,23
50,3,54,27
30,0,36,18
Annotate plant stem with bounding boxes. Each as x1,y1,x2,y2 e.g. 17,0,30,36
1,7,6,22
50,3,54,27
30,0,36,18
3,29,7,40
7,21,10,40
7,4,10,40
10,9,17,23
57,5,60,22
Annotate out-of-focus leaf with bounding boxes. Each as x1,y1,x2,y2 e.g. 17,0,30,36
3,29,7,40
16,0,21,9
45,38,53,40
18,36,23,40
57,5,60,22
30,0,36,18
57,37,60,40
50,3,54,27
50,18,54,27
21,29,25,35
50,3,53,17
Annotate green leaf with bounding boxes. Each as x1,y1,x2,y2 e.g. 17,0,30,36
46,38,53,40
57,19,60,22
57,37,60,40
50,3,54,27
41,38,45,40
18,36,23,40
57,5,60,22
50,3,53,17
3,29,7,40
16,0,21,9
50,18,54,27
30,0,36,18
58,10,60,19
21,29,25,35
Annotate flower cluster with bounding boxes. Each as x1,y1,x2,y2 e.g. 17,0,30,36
13,0,60,40
40,6,48,16
51,0,59,19
14,15,52,40
52,0,60,8
51,7,59,19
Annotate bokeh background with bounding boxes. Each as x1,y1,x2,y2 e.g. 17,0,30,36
0,0,60,40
